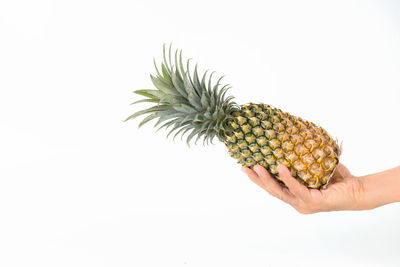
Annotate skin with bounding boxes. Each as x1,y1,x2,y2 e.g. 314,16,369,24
242,163,400,214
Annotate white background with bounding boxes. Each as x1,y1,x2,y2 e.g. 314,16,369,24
1,0,400,266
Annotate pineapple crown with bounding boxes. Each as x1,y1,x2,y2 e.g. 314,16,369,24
124,44,239,145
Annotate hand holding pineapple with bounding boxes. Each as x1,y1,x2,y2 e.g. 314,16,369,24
243,163,400,213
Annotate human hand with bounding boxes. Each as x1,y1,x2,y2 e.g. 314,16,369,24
242,163,365,214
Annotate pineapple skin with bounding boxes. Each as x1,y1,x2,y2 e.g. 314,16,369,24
225,103,340,189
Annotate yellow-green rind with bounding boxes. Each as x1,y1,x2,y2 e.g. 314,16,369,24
225,103,340,189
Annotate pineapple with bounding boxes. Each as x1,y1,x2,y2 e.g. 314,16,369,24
124,44,340,189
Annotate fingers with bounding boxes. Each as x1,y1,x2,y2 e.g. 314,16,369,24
242,164,334,214
242,165,325,214
241,166,264,188
252,165,294,203
276,164,310,201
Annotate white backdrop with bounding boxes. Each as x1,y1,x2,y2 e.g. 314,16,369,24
1,0,400,266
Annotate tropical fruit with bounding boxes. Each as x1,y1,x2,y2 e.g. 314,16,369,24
124,45,340,189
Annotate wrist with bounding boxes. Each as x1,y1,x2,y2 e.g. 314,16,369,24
358,166,400,210
357,176,376,210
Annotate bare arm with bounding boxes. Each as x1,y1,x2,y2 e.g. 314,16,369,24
360,166,400,210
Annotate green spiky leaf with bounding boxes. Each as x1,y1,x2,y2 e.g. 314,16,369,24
124,44,238,145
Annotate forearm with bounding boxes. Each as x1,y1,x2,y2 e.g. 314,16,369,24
359,166,400,210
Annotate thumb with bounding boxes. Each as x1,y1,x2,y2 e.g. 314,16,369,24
333,163,352,179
